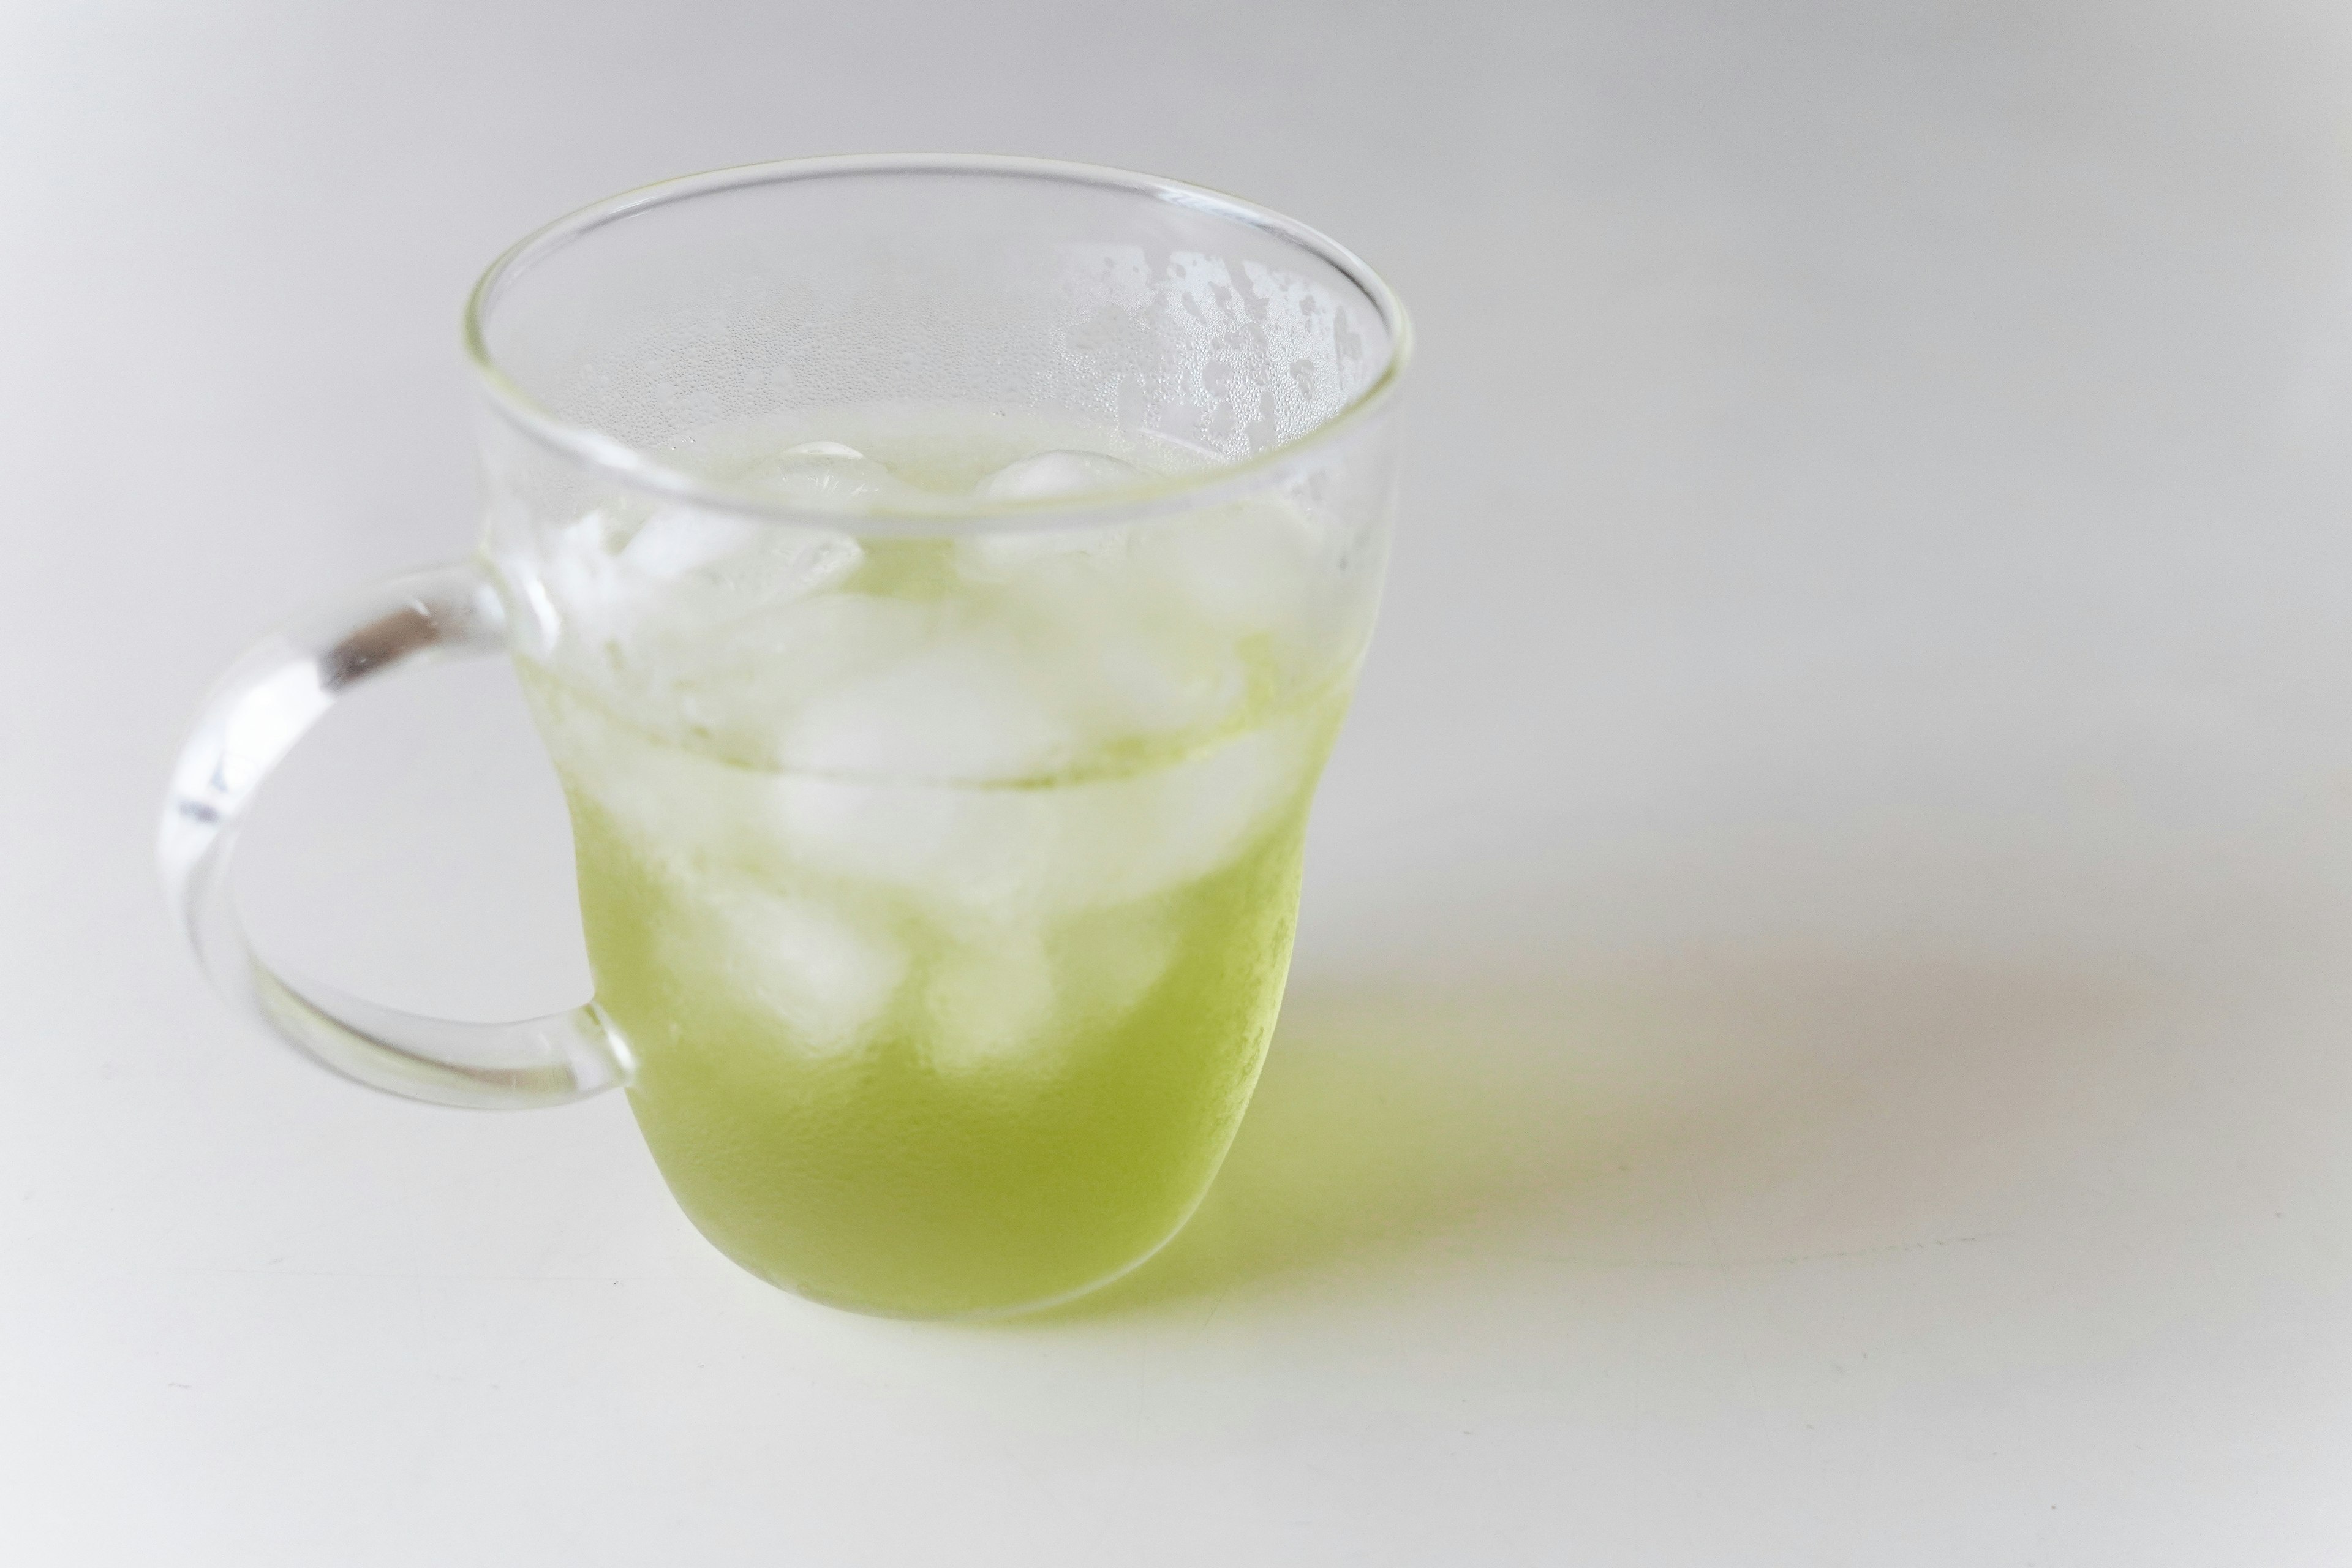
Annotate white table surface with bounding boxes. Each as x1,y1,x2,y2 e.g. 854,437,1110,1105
9,2,2352,1562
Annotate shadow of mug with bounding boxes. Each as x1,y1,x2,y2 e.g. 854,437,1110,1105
1041,948,2155,1322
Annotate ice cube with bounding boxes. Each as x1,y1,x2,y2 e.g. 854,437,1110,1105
1058,907,1176,1029
780,627,1080,782
957,450,1150,582
534,505,853,642
529,684,788,869
665,590,933,761
757,533,865,599
739,441,919,511
977,571,1245,745
954,522,1125,584
524,508,636,652
1067,624,1242,741
527,497,869,715
619,510,763,578
1072,715,1313,907
976,448,1147,502
768,775,1035,920
920,925,1060,1074
1145,496,1329,636
495,551,565,658
766,704,1319,919
668,881,906,1058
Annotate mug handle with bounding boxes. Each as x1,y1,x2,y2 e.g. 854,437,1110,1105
157,560,633,1109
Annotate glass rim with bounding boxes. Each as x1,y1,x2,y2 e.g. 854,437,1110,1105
462,153,1412,536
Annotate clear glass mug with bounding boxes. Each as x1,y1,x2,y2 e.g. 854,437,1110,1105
160,156,1409,1319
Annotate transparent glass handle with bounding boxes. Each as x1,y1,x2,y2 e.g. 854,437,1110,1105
157,560,633,1109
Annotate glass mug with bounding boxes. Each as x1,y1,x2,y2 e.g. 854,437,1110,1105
159,156,1409,1319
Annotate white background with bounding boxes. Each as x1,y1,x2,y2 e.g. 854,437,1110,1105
7,2,2352,1562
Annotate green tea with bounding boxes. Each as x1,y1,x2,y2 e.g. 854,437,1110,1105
505,410,1369,1315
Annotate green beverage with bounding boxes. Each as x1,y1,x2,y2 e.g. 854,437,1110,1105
507,410,1372,1315
160,158,1408,1324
